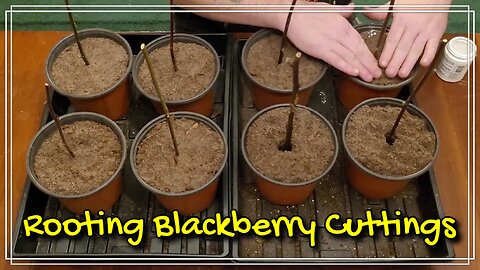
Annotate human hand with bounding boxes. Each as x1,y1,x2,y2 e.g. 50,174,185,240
274,2,382,82
364,0,450,78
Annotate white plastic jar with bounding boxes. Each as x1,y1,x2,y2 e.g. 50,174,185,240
435,36,477,83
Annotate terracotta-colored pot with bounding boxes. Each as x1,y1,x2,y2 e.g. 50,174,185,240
342,97,439,199
241,29,327,110
46,29,133,121
26,112,127,215
132,34,220,117
336,24,419,111
130,112,228,215
241,104,339,205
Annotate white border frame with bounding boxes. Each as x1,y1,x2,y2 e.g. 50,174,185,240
3,4,476,266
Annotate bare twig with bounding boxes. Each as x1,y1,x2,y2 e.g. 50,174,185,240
279,52,302,152
374,0,396,59
385,39,447,145
278,0,298,65
141,44,180,158
169,0,178,72
65,0,89,65
45,83,75,158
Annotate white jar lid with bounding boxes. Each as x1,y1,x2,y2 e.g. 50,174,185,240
447,36,477,61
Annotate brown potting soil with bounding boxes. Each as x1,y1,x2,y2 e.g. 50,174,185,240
138,42,216,101
135,117,224,193
247,34,324,90
346,105,436,177
52,37,129,96
34,120,122,196
360,29,405,86
246,107,334,183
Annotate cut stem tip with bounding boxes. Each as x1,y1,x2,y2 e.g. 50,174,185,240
279,51,302,152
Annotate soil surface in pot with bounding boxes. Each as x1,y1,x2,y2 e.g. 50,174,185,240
246,34,324,90
52,37,129,96
138,42,216,101
360,29,406,86
135,117,224,193
246,107,334,183
34,120,122,196
346,105,436,177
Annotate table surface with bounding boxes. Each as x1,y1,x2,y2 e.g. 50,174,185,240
0,31,478,270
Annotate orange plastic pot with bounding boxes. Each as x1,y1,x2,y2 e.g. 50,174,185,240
46,29,133,121
241,29,327,110
149,89,215,117
336,24,419,111
241,104,339,205
132,34,220,117
26,112,127,215
342,98,439,199
130,112,228,215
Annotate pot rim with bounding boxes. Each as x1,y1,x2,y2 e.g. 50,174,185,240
241,104,339,187
241,28,327,93
130,111,228,197
349,24,420,91
342,97,440,181
131,33,221,105
26,112,128,199
45,28,134,100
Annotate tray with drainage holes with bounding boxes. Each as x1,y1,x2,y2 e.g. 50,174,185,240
230,38,455,262
12,33,232,260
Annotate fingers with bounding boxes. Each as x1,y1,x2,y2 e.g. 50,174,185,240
332,42,375,82
398,36,427,78
319,42,378,82
320,50,360,78
376,6,448,78
420,37,441,67
385,29,418,78
379,19,405,68
339,23,382,79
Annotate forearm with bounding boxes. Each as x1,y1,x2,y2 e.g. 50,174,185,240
172,0,302,31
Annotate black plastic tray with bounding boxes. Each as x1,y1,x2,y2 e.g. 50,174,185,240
12,33,233,259
230,39,455,261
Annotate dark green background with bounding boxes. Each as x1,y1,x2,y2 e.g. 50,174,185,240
1,0,477,32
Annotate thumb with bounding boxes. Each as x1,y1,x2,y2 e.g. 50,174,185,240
364,2,390,21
